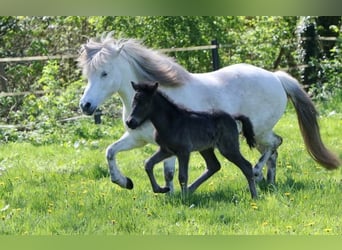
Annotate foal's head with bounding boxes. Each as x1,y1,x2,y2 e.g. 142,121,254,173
126,81,159,129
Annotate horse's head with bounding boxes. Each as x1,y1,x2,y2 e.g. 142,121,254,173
126,81,158,129
78,35,128,115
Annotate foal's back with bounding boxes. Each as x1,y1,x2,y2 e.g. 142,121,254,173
153,92,239,153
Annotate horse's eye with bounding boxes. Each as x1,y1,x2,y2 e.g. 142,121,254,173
101,71,108,78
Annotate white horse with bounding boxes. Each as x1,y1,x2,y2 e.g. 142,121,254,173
78,33,340,191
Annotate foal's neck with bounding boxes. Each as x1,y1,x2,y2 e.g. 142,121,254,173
149,91,183,131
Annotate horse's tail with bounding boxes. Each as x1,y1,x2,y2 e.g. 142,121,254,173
274,70,341,170
234,114,256,149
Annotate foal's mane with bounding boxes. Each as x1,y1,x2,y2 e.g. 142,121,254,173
138,82,216,117
78,33,190,86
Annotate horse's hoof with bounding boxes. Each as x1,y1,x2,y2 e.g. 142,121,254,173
253,171,264,183
126,177,134,190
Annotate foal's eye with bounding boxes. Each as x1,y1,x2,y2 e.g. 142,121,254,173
101,71,108,78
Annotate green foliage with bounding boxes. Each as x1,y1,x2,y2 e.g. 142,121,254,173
297,16,342,99
308,38,342,104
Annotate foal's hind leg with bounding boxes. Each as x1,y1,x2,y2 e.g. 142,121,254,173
188,148,221,193
219,145,257,199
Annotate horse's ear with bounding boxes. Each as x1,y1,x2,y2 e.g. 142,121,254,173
117,44,124,54
131,81,138,91
81,44,89,53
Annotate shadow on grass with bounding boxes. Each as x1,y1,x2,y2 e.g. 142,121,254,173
257,177,309,194
161,187,250,208
161,176,312,208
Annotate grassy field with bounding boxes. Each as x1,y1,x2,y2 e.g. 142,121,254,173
0,108,341,235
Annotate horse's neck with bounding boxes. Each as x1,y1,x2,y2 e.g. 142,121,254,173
118,87,134,120
117,68,139,120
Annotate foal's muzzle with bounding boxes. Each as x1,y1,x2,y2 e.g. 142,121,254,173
125,118,139,129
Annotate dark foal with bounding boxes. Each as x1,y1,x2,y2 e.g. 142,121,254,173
126,81,257,199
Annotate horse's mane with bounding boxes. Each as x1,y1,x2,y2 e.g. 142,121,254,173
78,33,190,86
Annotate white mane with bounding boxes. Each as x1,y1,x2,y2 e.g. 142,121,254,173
78,33,190,86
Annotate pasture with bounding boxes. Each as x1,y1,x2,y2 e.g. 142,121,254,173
0,105,341,235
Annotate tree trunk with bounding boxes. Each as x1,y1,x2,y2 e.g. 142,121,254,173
0,63,7,92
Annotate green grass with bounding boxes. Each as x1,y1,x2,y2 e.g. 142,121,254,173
0,109,341,235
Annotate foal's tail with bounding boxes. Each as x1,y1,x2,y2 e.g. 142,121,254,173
274,70,341,170
234,115,256,149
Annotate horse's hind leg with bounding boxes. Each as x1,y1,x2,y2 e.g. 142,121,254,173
253,149,272,182
253,132,282,184
266,150,278,184
188,148,221,193
266,133,282,183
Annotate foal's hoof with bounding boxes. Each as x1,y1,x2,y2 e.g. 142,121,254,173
154,187,170,193
126,177,134,190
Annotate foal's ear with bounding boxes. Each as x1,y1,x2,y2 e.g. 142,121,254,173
131,81,138,91
152,82,159,91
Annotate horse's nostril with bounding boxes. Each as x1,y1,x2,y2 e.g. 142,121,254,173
80,102,92,111
84,102,91,110
80,102,96,115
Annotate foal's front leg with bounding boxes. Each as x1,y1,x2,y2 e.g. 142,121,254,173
145,148,173,193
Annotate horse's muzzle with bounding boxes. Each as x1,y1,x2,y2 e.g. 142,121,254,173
80,102,97,116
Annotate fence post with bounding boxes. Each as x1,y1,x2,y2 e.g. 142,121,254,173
211,39,220,71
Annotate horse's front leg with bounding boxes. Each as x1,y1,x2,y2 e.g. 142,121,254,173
106,131,147,189
163,157,176,193
145,148,173,193
177,153,190,197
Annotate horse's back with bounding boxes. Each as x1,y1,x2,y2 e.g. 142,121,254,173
191,64,287,136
